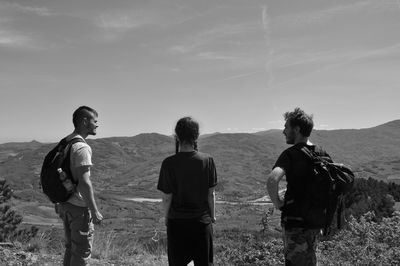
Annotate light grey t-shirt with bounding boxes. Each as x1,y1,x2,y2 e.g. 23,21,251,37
66,133,93,207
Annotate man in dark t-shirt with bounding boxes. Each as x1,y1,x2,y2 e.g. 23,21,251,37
267,108,329,266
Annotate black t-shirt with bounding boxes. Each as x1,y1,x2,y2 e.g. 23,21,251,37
157,151,217,223
273,143,330,228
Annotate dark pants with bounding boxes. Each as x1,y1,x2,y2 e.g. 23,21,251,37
167,219,213,266
283,227,320,266
58,202,94,266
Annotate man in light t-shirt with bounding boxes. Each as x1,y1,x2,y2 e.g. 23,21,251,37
58,106,103,266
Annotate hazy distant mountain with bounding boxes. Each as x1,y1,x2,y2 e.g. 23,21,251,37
1,120,399,201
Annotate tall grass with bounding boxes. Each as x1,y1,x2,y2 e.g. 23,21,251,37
91,228,168,265
24,226,64,254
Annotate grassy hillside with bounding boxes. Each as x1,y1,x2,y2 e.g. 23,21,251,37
1,120,400,265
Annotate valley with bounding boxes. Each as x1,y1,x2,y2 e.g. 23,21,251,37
1,120,400,257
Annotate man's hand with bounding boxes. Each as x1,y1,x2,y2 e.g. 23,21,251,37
276,198,284,210
54,203,60,214
92,210,103,225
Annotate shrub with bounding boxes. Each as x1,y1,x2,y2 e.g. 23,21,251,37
318,212,400,266
0,178,38,243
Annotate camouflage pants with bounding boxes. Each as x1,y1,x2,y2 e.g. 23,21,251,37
59,202,94,266
282,227,320,266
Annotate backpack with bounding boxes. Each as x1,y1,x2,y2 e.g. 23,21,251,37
40,137,84,203
289,146,355,235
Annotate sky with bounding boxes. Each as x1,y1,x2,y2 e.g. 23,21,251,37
0,0,399,143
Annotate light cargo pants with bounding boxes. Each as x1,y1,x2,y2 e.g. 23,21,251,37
59,202,94,266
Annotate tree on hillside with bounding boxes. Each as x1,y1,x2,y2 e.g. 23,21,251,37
345,177,398,221
0,178,38,242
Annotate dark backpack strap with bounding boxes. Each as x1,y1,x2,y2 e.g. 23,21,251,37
294,145,319,164
299,146,314,161
64,137,86,185
298,145,333,164
65,137,85,161
68,137,85,146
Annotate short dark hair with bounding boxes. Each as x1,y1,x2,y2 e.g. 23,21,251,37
175,117,199,145
72,106,98,128
284,107,314,137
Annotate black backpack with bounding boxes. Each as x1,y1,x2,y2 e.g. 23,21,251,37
40,137,84,203
293,146,355,235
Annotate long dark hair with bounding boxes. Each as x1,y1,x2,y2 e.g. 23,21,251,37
174,117,199,154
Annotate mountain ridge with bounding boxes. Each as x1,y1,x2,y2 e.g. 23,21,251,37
1,119,399,201
2,119,399,146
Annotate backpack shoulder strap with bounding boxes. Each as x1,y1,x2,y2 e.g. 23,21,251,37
296,145,334,166
294,144,316,162
69,137,85,146
63,137,86,184
65,137,86,156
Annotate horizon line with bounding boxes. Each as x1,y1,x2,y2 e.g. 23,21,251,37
1,119,398,145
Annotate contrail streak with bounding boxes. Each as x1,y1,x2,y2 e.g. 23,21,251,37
262,5,274,89
217,70,264,82
275,43,400,87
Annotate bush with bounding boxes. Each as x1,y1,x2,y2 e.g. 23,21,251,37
215,229,284,266
215,211,400,265
318,212,400,266
0,178,38,243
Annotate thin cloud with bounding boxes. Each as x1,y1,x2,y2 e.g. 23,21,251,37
168,22,259,55
216,70,264,82
275,43,400,87
168,45,192,54
273,43,400,74
276,50,339,68
93,11,159,42
276,0,392,28
2,2,52,16
195,52,241,61
167,21,265,72
96,14,147,33
173,7,216,25
210,6,273,84
0,30,32,48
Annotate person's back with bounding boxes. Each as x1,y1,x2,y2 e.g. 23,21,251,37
276,143,330,229
160,151,216,223
158,117,217,266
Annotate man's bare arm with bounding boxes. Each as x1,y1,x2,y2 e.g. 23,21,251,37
266,167,286,210
208,187,216,223
76,166,103,224
162,193,172,226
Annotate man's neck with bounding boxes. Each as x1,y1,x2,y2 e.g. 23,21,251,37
73,130,88,139
294,137,312,145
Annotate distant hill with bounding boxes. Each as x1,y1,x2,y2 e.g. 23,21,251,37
1,120,399,201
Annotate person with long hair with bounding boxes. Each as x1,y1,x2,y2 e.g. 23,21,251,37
157,117,217,266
